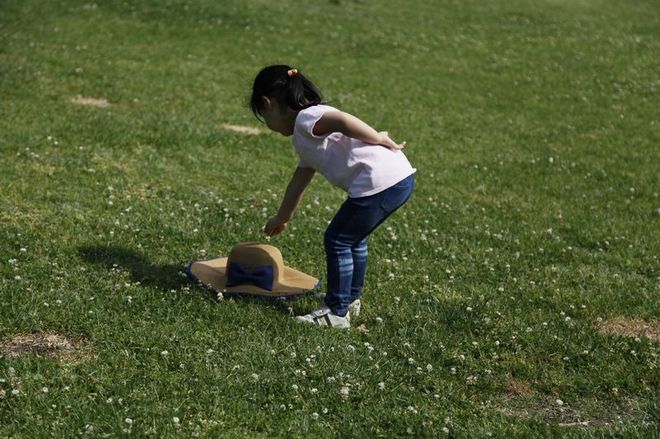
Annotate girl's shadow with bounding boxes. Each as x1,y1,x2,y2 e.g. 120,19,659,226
77,245,191,292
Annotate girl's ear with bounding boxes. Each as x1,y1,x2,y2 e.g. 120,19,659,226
261,96,273,110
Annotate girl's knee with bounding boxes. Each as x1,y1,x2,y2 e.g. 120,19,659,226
324,232,352,252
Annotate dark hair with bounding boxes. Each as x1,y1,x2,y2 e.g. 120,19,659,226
250,65,324,121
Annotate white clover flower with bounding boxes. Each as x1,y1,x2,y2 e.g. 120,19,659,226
251,373,259,381
292,384,298,391
124,418,133,425
11,389,20,396
42,387,49,393
556,399,564,406
161,350,169,357
173,417,180,424
311,412,319,420
378,382,385,390
340,386,350,400
426,364,433,372
310,388,318,394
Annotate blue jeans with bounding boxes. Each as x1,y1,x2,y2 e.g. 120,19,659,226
324,174,415,316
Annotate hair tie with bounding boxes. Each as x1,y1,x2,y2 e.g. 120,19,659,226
287,68,298,77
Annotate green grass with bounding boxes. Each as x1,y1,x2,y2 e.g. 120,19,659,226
1,0,658,437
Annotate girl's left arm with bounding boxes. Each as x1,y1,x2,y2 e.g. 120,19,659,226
264,166,316,237
312,111,406,150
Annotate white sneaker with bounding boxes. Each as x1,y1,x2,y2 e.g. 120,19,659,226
296,306,350,329
348,299,361,318
314,293,362,319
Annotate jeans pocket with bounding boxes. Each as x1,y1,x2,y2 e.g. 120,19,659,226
380,185,412,214
379,177,413,213
380,192,402,213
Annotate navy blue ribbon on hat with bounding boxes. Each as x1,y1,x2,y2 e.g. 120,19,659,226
225,262,274,291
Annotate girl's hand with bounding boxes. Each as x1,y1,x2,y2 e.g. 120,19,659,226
378,131,407,150
264,215,288,237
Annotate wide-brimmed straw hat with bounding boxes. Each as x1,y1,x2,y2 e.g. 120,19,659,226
186,242,319,297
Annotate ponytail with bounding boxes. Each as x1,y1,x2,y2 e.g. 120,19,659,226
250,65,324,121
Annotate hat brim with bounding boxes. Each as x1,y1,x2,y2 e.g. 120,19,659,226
187,257,320,298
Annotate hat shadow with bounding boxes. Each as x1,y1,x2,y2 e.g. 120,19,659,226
77,245,194,293
76,245,309,313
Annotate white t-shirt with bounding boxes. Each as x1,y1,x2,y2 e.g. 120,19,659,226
292,104,416,198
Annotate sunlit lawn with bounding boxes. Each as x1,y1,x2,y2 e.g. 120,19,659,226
0,0,658,437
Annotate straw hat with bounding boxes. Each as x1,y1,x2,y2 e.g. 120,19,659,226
187,242,319,297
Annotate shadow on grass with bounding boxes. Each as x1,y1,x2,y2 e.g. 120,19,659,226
76,245,304,313
77,245,193,293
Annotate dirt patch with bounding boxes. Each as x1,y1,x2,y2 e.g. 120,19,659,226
0,332,91,363
505,378,532,397
506,378,532,397
71,95,111,108
220,124,262,135
492,392,643,427
598,317,659,341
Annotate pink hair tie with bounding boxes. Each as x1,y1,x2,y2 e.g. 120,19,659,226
287,68,298,77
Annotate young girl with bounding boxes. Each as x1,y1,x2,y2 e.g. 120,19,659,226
251,65,415,328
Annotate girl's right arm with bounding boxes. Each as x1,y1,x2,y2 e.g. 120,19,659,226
264,166,316,237
312,111,407,150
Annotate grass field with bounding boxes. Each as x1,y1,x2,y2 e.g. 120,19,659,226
1,0,658,437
